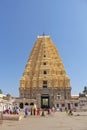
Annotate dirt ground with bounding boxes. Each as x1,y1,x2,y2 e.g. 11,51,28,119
0,111,87,130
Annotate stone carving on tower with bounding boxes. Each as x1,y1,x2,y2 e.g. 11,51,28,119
19,35,71,108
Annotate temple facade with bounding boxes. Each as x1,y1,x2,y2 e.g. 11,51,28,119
19,35,71,108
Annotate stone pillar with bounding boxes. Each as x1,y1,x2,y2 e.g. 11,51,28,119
36,94,41,108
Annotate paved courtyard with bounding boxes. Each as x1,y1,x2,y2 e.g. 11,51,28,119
0,111,87,130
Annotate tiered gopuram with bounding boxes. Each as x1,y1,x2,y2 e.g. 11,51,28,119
19,35,71,108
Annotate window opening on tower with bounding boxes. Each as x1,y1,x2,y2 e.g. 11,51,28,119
44,55,46,57
43,62,46,65
43,71,47,74
43,81,47,88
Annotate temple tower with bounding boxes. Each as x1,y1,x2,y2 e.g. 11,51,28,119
19,35,71,108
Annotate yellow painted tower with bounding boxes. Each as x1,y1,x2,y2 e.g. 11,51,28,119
19,35,71,108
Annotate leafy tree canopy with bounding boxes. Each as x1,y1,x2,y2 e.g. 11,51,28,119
0,89,3,94
83,86,87,95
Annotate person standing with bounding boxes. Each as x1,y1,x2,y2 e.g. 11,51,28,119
25,107,28,117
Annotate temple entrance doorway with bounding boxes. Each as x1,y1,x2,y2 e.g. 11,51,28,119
41,94,49,108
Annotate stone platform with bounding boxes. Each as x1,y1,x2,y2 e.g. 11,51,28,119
2,114,23,121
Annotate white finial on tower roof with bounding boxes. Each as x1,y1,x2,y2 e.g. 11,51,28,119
37,34,50,38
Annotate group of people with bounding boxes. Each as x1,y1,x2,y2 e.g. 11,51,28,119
24,107,41,117
65,107,73,115
3,106,20,115
24,106,56,117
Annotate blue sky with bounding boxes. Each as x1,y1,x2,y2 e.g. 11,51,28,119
0,0,87,97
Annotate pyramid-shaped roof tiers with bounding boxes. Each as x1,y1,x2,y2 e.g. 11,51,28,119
20,35,71,90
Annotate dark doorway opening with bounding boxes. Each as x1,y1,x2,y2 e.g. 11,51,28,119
41,94,49,109
19,102,24,109
25,103,29,105
68,103,71,109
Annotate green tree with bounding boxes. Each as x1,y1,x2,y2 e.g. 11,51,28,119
0,89,3,94
83,86,87,95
